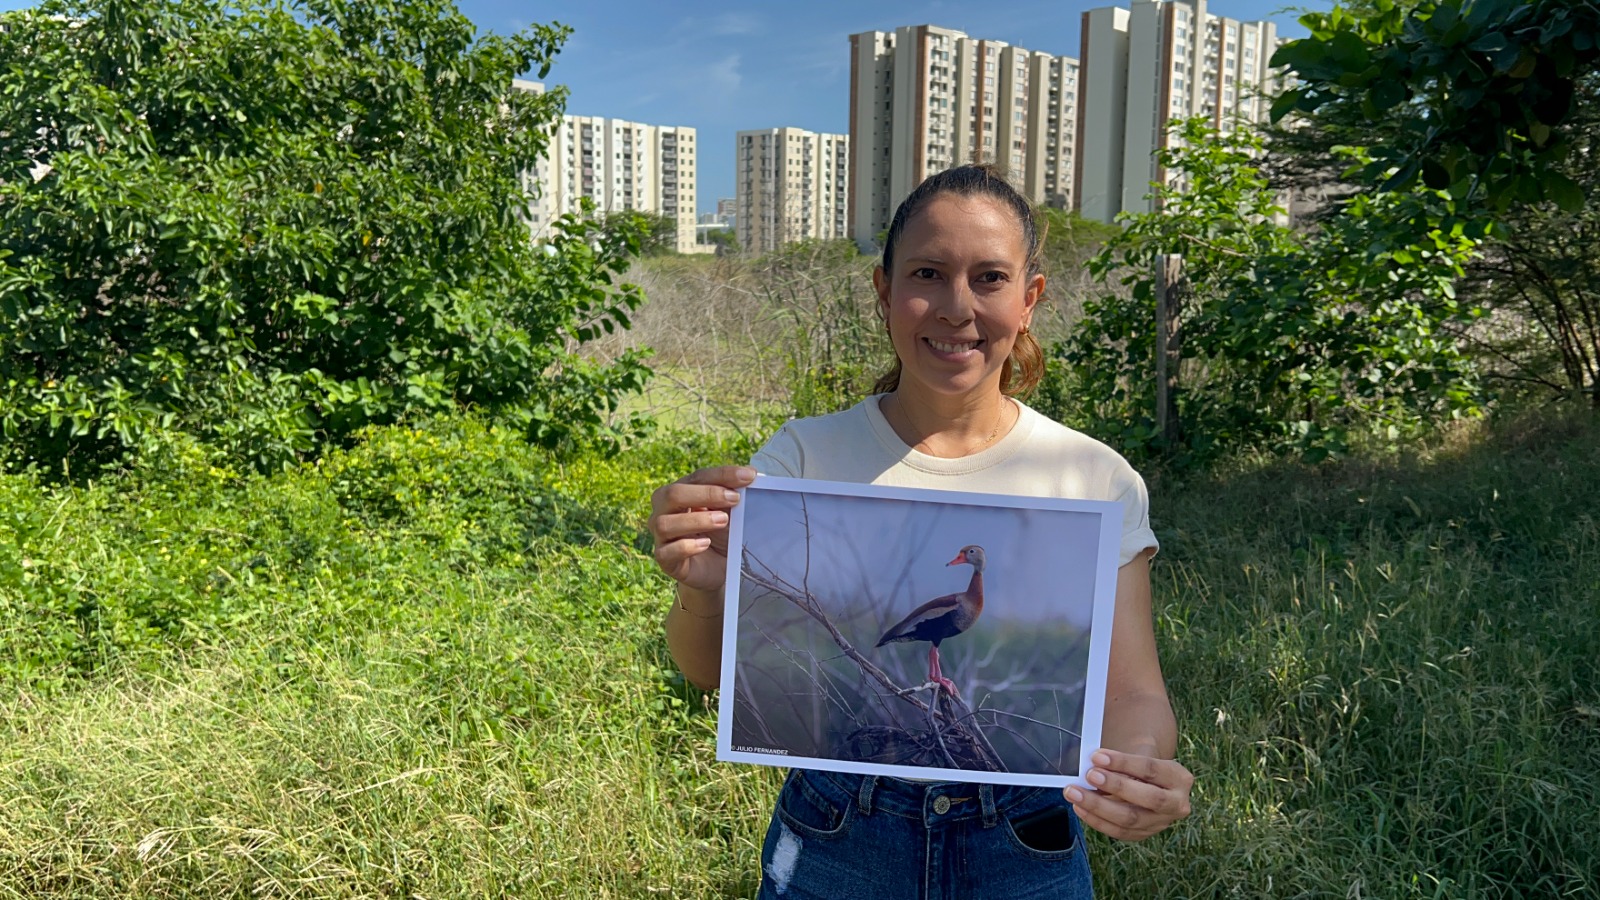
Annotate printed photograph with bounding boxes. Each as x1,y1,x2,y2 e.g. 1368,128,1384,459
716,476,1123,788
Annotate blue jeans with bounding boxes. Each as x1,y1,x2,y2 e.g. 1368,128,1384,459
756,768,1093,899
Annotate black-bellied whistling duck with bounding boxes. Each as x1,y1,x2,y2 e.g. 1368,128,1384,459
875,545,986,697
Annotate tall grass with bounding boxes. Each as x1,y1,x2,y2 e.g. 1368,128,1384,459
1107,411,1600,897
1,410,1595,897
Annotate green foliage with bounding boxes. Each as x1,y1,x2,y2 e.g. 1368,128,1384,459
0,412,737,694
0,414,774,897
705,227,739,256
0,0,651,475
1061,118,1484,464
1112,410,1600,897
1272,0,1600,210
601,209,678,257
3,412,1599,896
1264,1,1600,414
1455,74,1600,409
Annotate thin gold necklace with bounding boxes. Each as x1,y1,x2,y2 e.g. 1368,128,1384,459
890,396,1010,455
976,400,1010,447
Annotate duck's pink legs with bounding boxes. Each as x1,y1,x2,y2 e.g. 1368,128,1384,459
927,645,960,698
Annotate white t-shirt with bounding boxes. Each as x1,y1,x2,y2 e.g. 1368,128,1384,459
751,396,1158,566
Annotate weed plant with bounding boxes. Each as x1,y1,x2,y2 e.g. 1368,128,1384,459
1,411,1595,897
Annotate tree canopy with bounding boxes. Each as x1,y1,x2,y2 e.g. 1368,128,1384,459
0,0,650,474
1269,0,1600,408
1055,118,1483,463
1272,0,1600,212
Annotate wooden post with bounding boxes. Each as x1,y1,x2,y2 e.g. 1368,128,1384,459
1154,254,1184,449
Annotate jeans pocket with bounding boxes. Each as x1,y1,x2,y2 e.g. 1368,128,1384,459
773,770,852,839
1003,804,1081,860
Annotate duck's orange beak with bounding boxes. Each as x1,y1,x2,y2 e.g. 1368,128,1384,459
946,550,968,566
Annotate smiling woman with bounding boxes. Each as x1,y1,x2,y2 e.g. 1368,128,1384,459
871,165,1046,459
650,163,1192,899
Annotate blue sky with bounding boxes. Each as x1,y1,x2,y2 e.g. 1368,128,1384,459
3,0,1334,213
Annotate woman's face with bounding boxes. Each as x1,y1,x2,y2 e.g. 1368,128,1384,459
874,193,1043,403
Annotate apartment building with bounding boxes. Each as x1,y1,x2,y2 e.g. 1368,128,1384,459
517,83,701,253
1025,54,1082,210
847,25,1080,248
735,128,850,253
1077,0,1283,223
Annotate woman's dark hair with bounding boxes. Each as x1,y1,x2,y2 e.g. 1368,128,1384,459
872,163,1048,397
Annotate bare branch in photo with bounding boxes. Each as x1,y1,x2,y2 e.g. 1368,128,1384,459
741,547,1007,773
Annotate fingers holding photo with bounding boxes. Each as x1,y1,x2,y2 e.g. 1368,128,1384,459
649,466,756,517
1065,749,1193,842
648,465,757,591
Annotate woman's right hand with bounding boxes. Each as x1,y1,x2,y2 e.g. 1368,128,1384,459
648,465,757,593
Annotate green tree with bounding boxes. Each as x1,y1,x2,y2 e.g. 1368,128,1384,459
1458,74,1600,407
0,0,651,474
1060,118,1482,464
705,228,739,257
600,210,678,257
1271,1,1600,407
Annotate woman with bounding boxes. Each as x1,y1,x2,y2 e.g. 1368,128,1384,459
649,164,1192,898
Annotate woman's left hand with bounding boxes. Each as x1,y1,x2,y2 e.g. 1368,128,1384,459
1064,748,1194,841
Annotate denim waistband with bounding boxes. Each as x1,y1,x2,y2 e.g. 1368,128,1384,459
802,769,1061,829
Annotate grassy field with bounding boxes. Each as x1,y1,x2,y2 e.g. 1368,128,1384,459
1,410,1597,898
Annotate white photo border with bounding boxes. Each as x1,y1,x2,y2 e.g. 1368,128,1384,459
716,474,1124,789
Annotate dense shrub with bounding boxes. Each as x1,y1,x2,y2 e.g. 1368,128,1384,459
0,413,749,693
1061,119,1483,467
0,0,649,475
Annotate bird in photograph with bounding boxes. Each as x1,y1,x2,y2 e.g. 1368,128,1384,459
875,545,986,698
